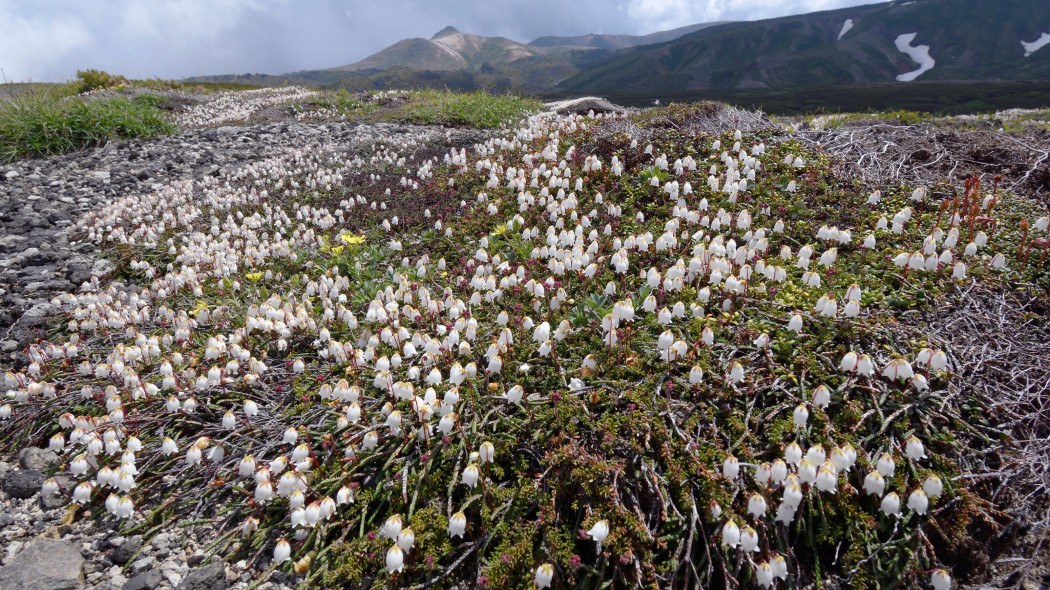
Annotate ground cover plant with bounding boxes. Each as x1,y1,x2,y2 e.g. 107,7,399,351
1,92,1049,590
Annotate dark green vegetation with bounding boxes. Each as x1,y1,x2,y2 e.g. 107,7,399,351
74,69,130,93
386,89,540,128
72,69,260,95
528,22,729,50
570,80,1050,116
0,88,176,163
558,0,1050,93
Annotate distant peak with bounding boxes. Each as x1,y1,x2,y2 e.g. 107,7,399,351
432,26,460,39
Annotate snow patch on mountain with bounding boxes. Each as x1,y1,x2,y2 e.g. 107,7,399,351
894,33,935,82
1022,33,1050,57
837,19,854,41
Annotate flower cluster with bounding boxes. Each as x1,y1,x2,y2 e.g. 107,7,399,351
176,87,320,129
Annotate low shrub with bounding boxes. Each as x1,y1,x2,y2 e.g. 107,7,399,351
75,69,128,94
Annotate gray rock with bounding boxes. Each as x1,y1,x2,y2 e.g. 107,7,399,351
14,247,51,266
111,536,144,565
175,561,227,590
0,539,84,590
18,447,59,470
7,302,55,346
40,486,71,509
151,533,171,551
130,556,156,574
66,255,95,287
124,570,162,590
3,468,45,498
210,127,241,137
0,235,28,254
91,258,114,278
550,97,628,115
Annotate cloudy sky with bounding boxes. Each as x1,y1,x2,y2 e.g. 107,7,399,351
2,0,881,82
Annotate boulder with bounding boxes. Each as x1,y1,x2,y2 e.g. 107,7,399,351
40,474,77,510
18,447,59,470
124,570,162,590
3,469,45,499
0,539,85,590
176,561,227,590
111,536,143,566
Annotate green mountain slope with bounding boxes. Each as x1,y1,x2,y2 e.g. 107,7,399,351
559,0,1050,92
330,38,469,72
528,22,729,49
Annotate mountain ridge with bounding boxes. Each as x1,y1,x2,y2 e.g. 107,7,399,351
527,22,730,50
559,0,1050,92
326,21,714,74
186,0,1050,104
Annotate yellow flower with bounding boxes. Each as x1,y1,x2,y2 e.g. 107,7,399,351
491,225,507,236
245,272,264,281
332,246,345,255
340,234,366,245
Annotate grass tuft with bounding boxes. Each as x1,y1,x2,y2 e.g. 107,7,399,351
0,89,176,163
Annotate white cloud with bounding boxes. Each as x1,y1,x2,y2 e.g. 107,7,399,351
623,0,694,32
116,0,286,45
0,2,92,82
623,0,871,32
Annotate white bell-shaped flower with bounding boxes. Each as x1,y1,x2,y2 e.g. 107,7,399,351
448,511,467,538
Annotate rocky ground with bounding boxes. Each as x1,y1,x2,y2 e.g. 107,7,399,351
0,451,286,590
0,97,505,588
